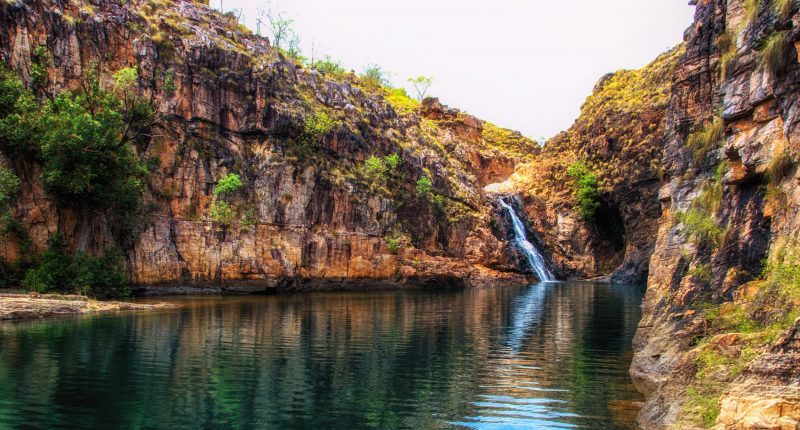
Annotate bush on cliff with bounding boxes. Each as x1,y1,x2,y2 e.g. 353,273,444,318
760,31,790,75
301,112,337,145
22,235,129,299
686,117,723,165
566,161,600,220
415,175,433,198
0,64,151,215
0,162,19,228
210,173,243,226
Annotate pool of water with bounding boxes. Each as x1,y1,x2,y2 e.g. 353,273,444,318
0,282,645,429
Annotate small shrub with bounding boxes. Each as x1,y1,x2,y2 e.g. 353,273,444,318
210,200,235,225
386,236,401,254
677,209,723,248
301,112,336,144
686,117,723,164
566,161,600,220
690,264,713,286
384,87,419,114
312,56,346,78
364,156,387,178
760,31,790,75
0,162,20,224
767,151,794,184
30,45,51,90
22,235,129,299
360,64,390,89
384,153,401,170
415,175,433,198
214,173,243,196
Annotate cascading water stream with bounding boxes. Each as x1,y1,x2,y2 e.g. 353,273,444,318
498,197,556,282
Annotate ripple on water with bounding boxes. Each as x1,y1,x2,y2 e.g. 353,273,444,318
0,282,645,429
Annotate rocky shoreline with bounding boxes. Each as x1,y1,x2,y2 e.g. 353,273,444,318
0,292,176,321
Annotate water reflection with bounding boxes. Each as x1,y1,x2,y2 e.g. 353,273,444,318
0,282,644,429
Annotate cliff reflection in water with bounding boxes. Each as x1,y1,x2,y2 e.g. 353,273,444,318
0,282,644,429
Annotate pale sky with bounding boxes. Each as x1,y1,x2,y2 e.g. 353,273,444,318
214,1,695,141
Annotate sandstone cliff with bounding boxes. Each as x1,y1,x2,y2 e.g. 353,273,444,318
504,46,683,284
632,0,800,428
0,0,538,291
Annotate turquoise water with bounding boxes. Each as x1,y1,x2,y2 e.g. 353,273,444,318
0,282,644,429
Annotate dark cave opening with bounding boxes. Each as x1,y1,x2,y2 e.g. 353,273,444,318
593,200,627,273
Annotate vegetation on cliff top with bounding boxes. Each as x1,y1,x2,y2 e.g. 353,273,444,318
0,51,156,297
514,44,684,213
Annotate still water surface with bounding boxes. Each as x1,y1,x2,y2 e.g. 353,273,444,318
0,282,644,429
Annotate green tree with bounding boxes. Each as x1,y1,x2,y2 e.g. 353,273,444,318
407,76,433,101
567,161,600,220
214,173,243,196
210,173,244,225
361,65,390,89
416,175,433,198
0,64,152,214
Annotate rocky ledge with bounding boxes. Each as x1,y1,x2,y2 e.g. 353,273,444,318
0,293,176,320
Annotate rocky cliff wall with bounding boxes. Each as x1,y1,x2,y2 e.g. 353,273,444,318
506,46,684,284
632,0,800,428
0,0,537,291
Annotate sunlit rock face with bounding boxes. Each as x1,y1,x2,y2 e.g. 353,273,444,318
0,0,538,290
507,45,684,283
632,0,800,428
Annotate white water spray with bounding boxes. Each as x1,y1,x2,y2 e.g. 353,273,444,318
498,197,556,282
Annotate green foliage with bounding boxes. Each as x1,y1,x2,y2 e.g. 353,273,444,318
0,65,151,214
30,45,51,90
686,117,723,164
690,264,713,286
415,175,433,198
760,31,790,75
163,69,177,93
384,153,401,170
213,173,243,196
301,112,337,144
384,87,419,115
311,56,347,78
0,162,19,223
685,385,722,427
113,67,138,89
677,209,723,248
22,234,129,299
767,151,794,184
360,65,390,89
407,76,433,101
210,200,235,225
364,156,387,180
566,161,600,220
385,235,401,254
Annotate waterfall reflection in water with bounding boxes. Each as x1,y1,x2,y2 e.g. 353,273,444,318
0,282,644,430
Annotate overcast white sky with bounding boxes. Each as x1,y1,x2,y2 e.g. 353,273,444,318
213,0,695,141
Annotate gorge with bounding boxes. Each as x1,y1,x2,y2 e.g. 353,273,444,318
0,0,799,429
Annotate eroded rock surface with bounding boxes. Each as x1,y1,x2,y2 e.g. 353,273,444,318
0,0,535,291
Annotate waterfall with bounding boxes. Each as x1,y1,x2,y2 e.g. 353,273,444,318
498,197,556,282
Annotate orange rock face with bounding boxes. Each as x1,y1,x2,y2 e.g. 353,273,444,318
0,0,536,292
